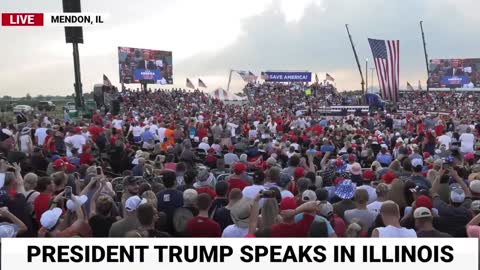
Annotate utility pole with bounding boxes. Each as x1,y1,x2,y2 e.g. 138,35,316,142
420,21,430,91
365,58,369,93
345,24,365,93
226,69,234,92
370,67,375,92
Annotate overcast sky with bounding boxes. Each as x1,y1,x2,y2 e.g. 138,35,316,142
0,0,479,96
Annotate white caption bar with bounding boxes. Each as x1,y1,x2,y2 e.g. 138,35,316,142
44,13,109,27
1,238,478,270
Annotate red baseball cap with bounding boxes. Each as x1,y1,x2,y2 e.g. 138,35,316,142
363,170,376,182
416,195,433,210
382,171,397,185
294,167,305,179
233,162,247,175
279,197,297,211
52,159,65,169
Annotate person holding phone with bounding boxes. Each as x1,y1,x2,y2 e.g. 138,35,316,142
38,194,90,237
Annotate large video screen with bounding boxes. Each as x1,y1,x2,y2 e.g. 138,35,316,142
428,58,480,90
118,47,173,84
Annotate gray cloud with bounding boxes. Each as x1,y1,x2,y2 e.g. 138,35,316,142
177,0,480,89
1,0,479,95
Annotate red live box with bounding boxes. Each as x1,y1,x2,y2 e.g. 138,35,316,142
1,13,44,26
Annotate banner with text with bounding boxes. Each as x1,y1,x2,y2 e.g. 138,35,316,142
261,71,312,82
2,238,477,270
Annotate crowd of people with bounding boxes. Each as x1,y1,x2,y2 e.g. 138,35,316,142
0,84,479,239
397,91,480,118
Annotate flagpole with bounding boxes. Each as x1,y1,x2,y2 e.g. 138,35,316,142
420,21,430,92
345,24,365,94
365,58,369,93
370,67,375,93
227,69,234,92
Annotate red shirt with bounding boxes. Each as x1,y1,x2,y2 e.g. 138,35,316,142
435,125,444,137
43,135,55,153
80,152,93,165
33,193,52,225
88,126,103,142
270,214,314,237
227,178,250,193
186,216,221,237
92,113,103,126
331,214,346,237
197,128,208,140
195,187,217,199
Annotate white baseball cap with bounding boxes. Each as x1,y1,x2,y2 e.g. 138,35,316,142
413,207,432,219
302,190,317,202
411,158,424,168
450,189,466,204
40,208,63,230
125,196,147,212
66,195,88,211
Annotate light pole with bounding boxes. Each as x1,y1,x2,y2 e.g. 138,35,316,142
370,67,375,92
365,58,369,94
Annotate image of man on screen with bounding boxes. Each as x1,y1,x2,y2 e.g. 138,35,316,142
137,50,156,70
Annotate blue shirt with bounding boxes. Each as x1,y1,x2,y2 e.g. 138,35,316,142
295,213,335,236
376,153,392,165
141,130,154,142
319,119,328,127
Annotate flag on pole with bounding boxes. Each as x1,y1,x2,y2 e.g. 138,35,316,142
418,80,423,90
325,73,335,82
103,74,112,87
186,78,195,89
248,71,258,82
236,71,250,82
368,38,400,103
315,73,319,84
198,78,207,88
406,82,414,91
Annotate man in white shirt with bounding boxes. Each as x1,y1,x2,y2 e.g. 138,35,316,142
437,130,452,150
64,128,87,157
242,171,266,200
224,146,239,166
34,123,48,146
372,201,416,238
157,123,166,143
460,127,475,154
198,137,210,153
81,127,91,141
128,123,143,144
227,121,239,139
112,116,123,130
149,121,159,141
367,184,389,214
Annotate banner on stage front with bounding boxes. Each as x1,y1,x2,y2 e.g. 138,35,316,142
261,71,312,82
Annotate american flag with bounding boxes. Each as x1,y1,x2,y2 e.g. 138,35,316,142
248,71,258,82
237,71,250,82
198,78,207,88
186,78,195,89
103,74,112,87
368,38,400,103
406,82,414,91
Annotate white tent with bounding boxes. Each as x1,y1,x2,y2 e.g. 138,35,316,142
210,88,248,104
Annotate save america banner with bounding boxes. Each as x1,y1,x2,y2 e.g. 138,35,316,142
261,71,312,82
